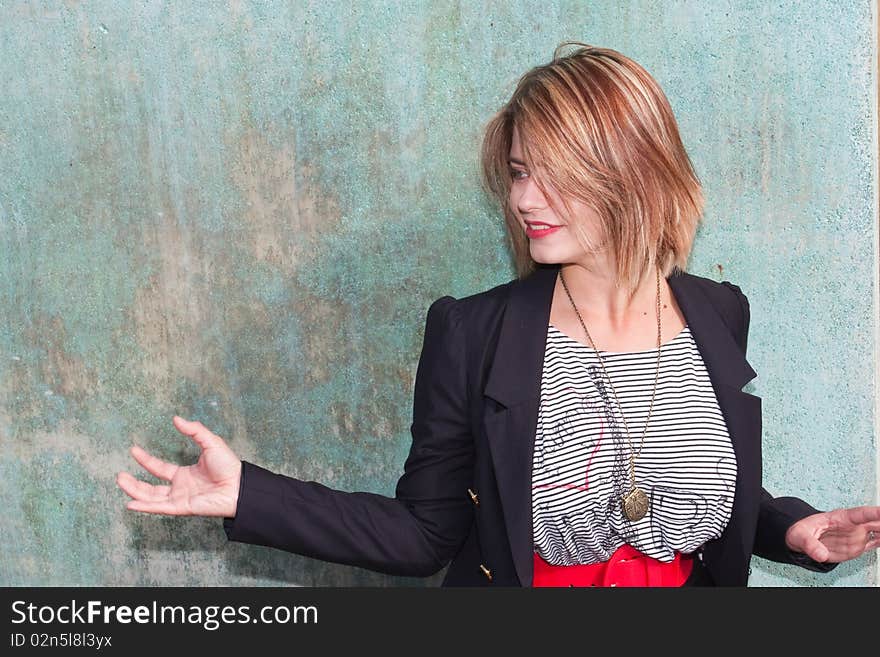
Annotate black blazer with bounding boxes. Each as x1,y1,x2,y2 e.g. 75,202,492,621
224,262,838,586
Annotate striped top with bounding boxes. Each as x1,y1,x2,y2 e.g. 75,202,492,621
531,322,737,565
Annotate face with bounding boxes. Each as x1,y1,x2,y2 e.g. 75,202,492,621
508,125,606,265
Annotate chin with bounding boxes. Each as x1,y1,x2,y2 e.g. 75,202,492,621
529,249,570,266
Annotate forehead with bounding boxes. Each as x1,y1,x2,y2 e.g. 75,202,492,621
509,125,539,169
509,124,523,156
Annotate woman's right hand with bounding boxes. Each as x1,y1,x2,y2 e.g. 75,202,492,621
116,416,242,518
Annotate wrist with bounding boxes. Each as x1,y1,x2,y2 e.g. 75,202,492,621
784,524,798,552
227,460,243,518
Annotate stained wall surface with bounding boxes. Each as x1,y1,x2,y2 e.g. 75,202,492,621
0,1,875,586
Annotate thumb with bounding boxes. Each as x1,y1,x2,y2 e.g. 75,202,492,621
172,415,223,450
797,534,830,562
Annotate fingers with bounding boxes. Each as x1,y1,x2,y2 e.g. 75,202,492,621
116,472,185,515
862,521,880,535
116,471,171,502
130,445,178,482
842,505,880,525
172,415,223,451
125,499,188,516
863,525,880,548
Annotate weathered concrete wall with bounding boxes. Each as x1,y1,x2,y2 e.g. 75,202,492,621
0,1,875,586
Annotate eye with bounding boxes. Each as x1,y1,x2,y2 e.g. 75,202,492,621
510,168,528,181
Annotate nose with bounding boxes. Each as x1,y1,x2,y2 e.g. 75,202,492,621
515,177,548,215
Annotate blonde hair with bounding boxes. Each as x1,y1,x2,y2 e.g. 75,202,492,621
481,41,704,294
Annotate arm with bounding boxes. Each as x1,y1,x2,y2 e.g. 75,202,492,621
222,296,475,577
721,281,838,573
752,489,838,572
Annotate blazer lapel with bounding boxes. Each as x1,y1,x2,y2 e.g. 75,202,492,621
482,262,761,586
482,264,558,587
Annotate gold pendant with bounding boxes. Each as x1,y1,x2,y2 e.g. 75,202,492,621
622,486,649,521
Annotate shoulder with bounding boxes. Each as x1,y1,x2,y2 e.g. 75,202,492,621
419,279,514,357
426,278,514,328
672,269,750,335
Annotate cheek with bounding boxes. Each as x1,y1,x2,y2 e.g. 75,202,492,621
507,188,522,214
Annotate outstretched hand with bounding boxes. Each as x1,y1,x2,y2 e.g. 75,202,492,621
116,416,242,518
785,505,880,563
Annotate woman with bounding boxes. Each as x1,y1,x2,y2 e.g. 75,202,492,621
116,42,880,586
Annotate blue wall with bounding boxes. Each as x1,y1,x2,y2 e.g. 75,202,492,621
0,1,875,586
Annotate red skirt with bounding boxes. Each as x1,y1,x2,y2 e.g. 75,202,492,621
533,543,694,587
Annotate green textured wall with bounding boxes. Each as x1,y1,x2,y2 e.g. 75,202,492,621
0,1,876,586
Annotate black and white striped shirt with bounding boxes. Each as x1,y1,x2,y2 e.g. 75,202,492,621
531,322,737,565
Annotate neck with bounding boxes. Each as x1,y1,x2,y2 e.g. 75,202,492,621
556,260,661,329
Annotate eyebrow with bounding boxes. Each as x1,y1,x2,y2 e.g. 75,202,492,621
507,158,527,166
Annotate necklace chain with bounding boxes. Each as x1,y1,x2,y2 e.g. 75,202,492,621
557,266,663,495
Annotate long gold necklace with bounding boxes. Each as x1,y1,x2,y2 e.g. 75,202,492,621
558,266,662,522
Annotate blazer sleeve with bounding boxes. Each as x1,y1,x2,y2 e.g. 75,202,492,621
221,295,476,577
721,281,838,574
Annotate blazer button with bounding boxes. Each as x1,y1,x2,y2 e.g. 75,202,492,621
467,488,479,505
479,563,492,582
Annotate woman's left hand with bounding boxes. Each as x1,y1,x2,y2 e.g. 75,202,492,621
785,505,880,563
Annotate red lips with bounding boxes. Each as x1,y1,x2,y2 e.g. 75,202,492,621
526,223,563,239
